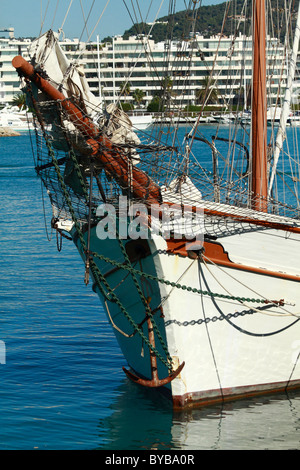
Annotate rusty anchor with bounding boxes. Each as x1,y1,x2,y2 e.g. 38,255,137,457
123,315,185,388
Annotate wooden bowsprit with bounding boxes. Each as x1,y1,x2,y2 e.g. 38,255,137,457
12,55,161,205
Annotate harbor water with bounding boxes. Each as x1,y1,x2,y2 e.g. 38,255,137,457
0,131,300,451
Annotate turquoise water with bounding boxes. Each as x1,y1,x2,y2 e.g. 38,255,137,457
0,132,300,451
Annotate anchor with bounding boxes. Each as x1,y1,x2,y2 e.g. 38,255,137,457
123,315,185,388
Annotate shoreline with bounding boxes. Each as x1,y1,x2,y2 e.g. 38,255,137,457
0,127,21,137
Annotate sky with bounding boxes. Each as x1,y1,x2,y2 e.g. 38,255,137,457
1,0,224,41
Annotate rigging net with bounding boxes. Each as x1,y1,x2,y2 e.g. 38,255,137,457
20,0,300,227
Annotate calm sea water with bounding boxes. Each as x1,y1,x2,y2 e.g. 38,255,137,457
1,131,300,451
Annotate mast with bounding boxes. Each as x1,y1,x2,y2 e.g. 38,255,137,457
268,0,300,197
251,0,268,212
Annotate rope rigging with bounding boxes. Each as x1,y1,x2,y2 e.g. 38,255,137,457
30,0,300,218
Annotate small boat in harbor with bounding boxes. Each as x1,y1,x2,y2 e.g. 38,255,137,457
0,105,33,132
127,111,153,130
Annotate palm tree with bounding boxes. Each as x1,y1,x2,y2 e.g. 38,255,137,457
160,75,173,100
119,81,131,100
132,88,145,107
11,92,26,110
195,75,219,105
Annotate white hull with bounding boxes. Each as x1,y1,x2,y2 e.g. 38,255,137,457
129,114,153,130
0,112,34,132
289,116,300,126
71,209,300,408
154,229,300,407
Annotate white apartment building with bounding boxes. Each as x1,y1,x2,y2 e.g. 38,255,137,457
0,36,31,105
87,33,287,108
0,31,290,109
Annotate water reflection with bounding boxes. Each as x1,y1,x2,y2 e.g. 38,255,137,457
96,380,174,450
96,380,300,450
172,392,300,450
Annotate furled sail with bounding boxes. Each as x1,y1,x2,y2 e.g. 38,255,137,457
27,30,141,161
28,30,102,117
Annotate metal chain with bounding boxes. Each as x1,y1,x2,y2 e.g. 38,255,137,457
52,145,173,370
90,250,269,305
115,234,173,365
32,104,174,371
165,307,256,327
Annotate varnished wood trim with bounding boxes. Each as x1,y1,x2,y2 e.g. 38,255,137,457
166,239,300,282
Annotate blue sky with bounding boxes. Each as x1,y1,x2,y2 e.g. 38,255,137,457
1,0,224,41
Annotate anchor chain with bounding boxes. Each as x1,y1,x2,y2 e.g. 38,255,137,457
30,104,175,373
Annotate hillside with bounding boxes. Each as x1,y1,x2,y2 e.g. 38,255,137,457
118,0,295,43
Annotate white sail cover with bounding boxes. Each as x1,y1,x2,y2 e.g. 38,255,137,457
28,30,102,118
28,30,141,161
